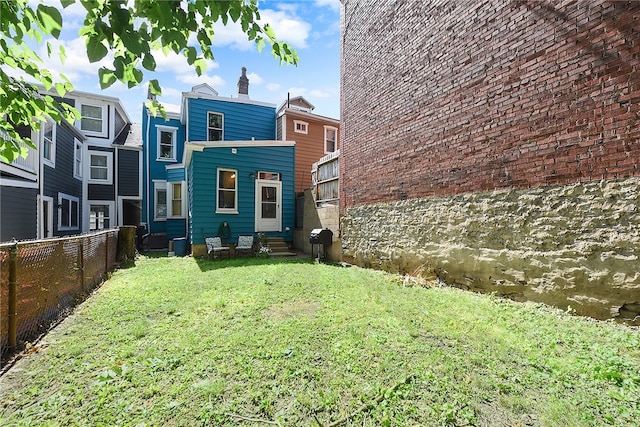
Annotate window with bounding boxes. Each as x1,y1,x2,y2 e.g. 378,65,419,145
80,103,107,136
58,193,79,231
89,204,111,230
88,151,113,184
324,126,338,153
168,182,186,218
157,126,177,160
216,169,237,213
294,120,308,134
154,181,167,221
73,140,82,179
42,119,56,167
258,171,281,181
208,112,223,141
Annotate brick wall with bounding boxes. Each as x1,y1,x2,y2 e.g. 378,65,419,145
341,0,640,209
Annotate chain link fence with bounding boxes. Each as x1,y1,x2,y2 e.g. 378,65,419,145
1,229,121,367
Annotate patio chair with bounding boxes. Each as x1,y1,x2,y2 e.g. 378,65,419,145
235,235,254,257
205,237,230,259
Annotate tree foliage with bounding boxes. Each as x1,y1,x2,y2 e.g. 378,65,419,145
0,0,298,162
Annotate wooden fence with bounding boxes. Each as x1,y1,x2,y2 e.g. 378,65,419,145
311,150,340,206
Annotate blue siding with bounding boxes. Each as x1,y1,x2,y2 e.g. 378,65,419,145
187,98,275,142
189,145,295,245
167,167,185,182
143,112,185,234
167,218,187,239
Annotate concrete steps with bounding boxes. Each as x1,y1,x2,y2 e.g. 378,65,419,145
265,237,297,257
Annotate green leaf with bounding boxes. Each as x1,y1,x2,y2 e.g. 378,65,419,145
193,58,206,76
263,24,276,41
36,4,63,39
142,53,156,71
60,0,75,8
98,68,117,89
86,37,108,63
148,79,162,96
54,82,68,97
58,44,67,64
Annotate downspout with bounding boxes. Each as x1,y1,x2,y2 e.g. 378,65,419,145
145,108,151,235
38,129,44,238
114,144,119,226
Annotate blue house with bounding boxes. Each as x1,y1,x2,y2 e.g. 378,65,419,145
142,69,296,255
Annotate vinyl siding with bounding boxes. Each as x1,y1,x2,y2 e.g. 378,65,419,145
187,98,275,142
166,218,187,240
0,186,37,242
117,149,140,196
189,144,295,245
167,167,185,182
43,122,83,236
282,111,340,193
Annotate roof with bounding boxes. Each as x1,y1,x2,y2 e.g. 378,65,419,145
113,122,143,147
277,95,315,113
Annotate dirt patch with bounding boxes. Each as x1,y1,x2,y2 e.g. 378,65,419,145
265,301,320,321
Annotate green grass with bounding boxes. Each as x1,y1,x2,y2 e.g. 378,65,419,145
1,255,638,426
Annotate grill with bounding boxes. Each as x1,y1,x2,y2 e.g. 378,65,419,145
309,228,333,245
309,228,333,260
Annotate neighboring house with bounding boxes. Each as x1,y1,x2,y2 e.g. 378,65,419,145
0,116,85,241
340,0,640,322
69,90,142,234
0,88,142,243
276,96,339,194
142,68,296,255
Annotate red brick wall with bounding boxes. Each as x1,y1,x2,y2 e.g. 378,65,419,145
341,0,640,209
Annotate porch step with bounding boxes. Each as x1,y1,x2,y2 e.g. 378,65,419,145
265,237,296,257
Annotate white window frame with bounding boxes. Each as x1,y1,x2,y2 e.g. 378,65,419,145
88,201,115,231
208,112,224,141
168,181,187,218
42,118,56,168
153,180,167,221
156,125,177,161
294,120,308,134
324,125,338,154
78,102,108,137
57,193,79,231
216,168,238,214
73,139,83,180
87,150,113,185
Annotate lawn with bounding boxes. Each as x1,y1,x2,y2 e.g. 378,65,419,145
0,255,638,426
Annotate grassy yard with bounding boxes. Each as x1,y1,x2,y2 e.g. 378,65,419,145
0,255,638,426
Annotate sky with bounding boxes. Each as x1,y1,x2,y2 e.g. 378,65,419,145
20,0,342,123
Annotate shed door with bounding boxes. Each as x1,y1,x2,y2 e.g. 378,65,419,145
255,180,282,232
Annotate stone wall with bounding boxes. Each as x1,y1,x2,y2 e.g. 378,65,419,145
342,177,640,324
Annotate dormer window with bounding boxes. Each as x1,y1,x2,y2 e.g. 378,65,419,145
294,120,308,134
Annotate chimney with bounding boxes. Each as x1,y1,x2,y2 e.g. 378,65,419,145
237,66,249,99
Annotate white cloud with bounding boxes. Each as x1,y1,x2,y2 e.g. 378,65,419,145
266,82,282,91
247,72,263,86
284,85,339,102
260,9,310,49
314,0,341,12
177,73,226,89
211,7,310,51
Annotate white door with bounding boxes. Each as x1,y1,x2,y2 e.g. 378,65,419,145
255,180,282,232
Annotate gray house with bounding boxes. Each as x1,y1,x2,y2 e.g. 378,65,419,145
0,89,142,242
